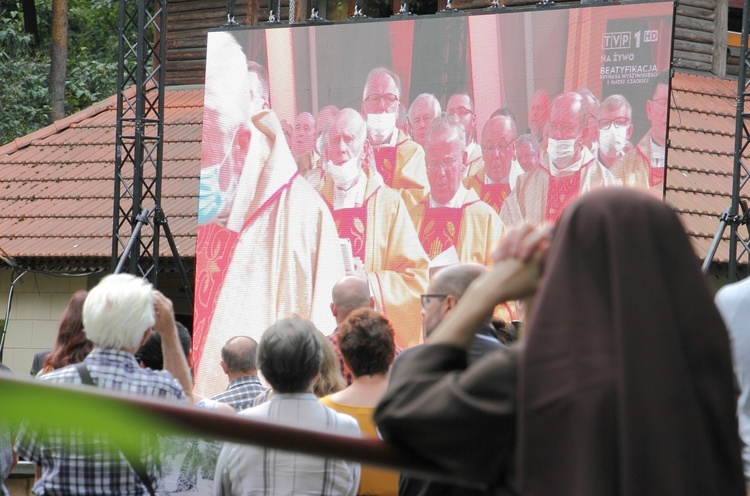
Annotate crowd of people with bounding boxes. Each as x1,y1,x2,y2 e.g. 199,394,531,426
2,186,750,496
193,31,670,396
2,33,746,496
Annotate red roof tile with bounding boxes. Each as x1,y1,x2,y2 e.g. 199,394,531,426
0,87,202,270
665,71,748,264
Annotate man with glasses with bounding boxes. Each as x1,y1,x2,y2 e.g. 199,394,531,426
465,109,519,214
446,93,483,179
320,108,429,349
408,116,505,269
596,95,634,170
390,263,505,496
361,67,428,207
611,71,670,190
501,92,618,227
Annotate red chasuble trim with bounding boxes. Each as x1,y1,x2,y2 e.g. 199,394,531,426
419,206,464,259
479,182,511,213
372,146,398,188
649,165,664,187
331,203,369,263
545,170,581,223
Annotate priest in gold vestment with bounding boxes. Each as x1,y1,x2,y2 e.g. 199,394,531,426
501,92,619,228
320,108,429,348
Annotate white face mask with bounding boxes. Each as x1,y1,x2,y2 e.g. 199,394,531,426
327,157,361,188
366,112,397,145
598,126,628,157
547,137,578,169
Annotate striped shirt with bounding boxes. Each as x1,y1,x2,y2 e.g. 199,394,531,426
14,348,187,496
210,375,264,412
214,393,361,495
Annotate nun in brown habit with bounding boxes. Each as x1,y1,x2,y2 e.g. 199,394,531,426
375,187,744,496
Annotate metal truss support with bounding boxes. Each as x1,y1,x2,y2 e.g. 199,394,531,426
112,0,167,284
704,0,750,282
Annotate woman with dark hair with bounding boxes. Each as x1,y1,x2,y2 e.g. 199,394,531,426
376,188,745,496
40,290,92,375
320,308,398,496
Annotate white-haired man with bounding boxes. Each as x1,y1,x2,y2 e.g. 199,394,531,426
320,108,429,348
14,274,192,496
408,93,441,149
446,93,484,179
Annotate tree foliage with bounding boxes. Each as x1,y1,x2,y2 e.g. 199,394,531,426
0,0,120,145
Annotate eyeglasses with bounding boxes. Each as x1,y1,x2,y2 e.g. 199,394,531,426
482,139,516,154
365,93,399,106
598,117,630,130
447,107,473,118
420,294,448,308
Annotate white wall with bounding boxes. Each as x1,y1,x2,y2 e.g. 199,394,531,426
0,270,90,376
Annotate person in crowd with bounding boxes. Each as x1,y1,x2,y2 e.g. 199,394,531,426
526,89,550,143
0,364,16,496
501,91,618,227
409,116,505,268
291,111,316,160
360,67,428,205
194,34,345,398
252,329,345,406
446,93,483,178
29,350,50,376
37,290,92,375
514,134,540,174
408,93,441,149
596,95,634,171
313,329,347,397
327,276,376,384
209,336,263,411
393,262,504,496
465,109,518,214
15,274,192,496
376,187,744,496
610,71,669,190
136,323,228,495
215,317,361,495
320,107,428,348
315,105,340,154
320,308,399,496
715,276,750,491
577,88,601,157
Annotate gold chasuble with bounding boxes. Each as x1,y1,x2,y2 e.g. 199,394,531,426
500,149,619,229
371,130,429,209
609,132,665,190
408,188,512,320
322,169,429,348
408,188,505,267
193,109,345,398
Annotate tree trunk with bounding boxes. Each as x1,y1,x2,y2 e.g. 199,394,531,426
49,0,68,123
22,0,39,45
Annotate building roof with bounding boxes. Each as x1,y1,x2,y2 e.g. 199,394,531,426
665,71,746,265
0,88,203,272
0,70,744,272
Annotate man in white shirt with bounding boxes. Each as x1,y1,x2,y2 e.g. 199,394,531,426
214,318,361,496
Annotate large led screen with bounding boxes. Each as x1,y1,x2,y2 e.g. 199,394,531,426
194,1,674,397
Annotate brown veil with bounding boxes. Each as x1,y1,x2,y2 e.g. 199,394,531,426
519,187,744,495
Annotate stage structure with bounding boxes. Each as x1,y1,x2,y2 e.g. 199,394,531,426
703,0,750,282
112,0,192,303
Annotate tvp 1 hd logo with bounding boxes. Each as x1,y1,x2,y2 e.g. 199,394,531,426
602,30,658,50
